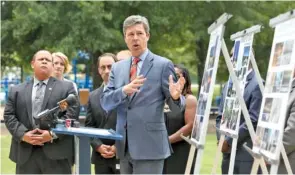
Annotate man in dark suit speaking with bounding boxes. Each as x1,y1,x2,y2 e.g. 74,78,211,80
4,50,79,174
85,53,118,174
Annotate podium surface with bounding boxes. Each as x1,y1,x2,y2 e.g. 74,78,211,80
52,126,122,174
52,126,123,140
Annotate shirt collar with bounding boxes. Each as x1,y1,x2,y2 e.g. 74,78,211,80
33,77,49,87
131,49,149,63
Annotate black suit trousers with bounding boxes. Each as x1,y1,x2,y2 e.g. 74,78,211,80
16,147,71,174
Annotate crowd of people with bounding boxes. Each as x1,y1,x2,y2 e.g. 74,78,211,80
3,14,295,175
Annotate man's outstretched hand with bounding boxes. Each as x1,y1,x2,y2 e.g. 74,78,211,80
169,74,185,100
123,75,146,96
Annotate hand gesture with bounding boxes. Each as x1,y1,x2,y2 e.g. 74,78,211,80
169,74,185,100
36,128,52,143
97,144,116,159
123,75,146,96
22,128,44,146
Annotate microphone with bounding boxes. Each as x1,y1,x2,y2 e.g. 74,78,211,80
35,94,77,120
34,94,78,129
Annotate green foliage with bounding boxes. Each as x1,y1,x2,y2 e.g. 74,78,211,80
1,1,294,87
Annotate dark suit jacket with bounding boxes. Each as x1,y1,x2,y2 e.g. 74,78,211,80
216,71,263,161
85,85,117,164
4,77,80,165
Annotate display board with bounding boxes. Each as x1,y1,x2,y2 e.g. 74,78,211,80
253,17,295,162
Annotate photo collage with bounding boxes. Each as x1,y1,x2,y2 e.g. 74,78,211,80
220,36,253,134
265,40,294,94
191,28,222,142
261,97,282,124
253,126,280,159
253,21,295,160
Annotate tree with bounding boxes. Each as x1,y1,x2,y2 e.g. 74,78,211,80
2,1,294,91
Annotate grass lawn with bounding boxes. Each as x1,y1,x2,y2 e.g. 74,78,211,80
1,133,221,174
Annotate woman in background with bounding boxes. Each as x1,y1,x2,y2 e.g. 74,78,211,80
52,52,78,92
163,64,197,174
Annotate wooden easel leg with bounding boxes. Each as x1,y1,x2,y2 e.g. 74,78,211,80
211,135,224,174
281,144,293,175
185,146,196,174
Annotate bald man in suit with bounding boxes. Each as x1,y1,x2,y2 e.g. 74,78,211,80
4,50,79,174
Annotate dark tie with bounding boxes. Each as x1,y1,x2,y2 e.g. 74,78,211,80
32,81,45,126
130,57,140,82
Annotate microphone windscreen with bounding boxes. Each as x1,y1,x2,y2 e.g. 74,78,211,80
66,94,77,106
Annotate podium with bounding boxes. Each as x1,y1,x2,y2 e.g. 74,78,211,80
52,125,123,174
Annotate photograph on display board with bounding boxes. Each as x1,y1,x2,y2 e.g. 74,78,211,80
272,42,284,67
242,46,250,67
234,97,239,108
220,99,234,129
272,40,294,67
261,97,283,123
280,40,294,66
191,25,224,144
254,126,265,148
197,93,207,116
265,70,293,93
226,79,236,98
260,128,280,156
261,98,273,122
269,98,282,123
191,116,198,140
220,39,253,133
208,46,216,69
226,109,238,130
252,16,295,162
191,114,204,141
281,70,292,93
208,36,220,69
231,40,240,68
200,71,212,93
273,71,283,93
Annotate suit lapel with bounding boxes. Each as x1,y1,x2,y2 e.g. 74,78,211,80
41,77,56,111
25,80,34,126
129,51,154,103
139,52,154,78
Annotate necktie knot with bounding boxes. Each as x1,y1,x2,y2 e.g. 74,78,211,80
133,57,140,65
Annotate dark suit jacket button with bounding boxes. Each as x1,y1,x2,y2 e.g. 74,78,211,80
128,107,131,110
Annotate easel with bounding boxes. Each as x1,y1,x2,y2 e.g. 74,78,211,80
244,9,295,175
182,13,232,175
211,24,269,175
